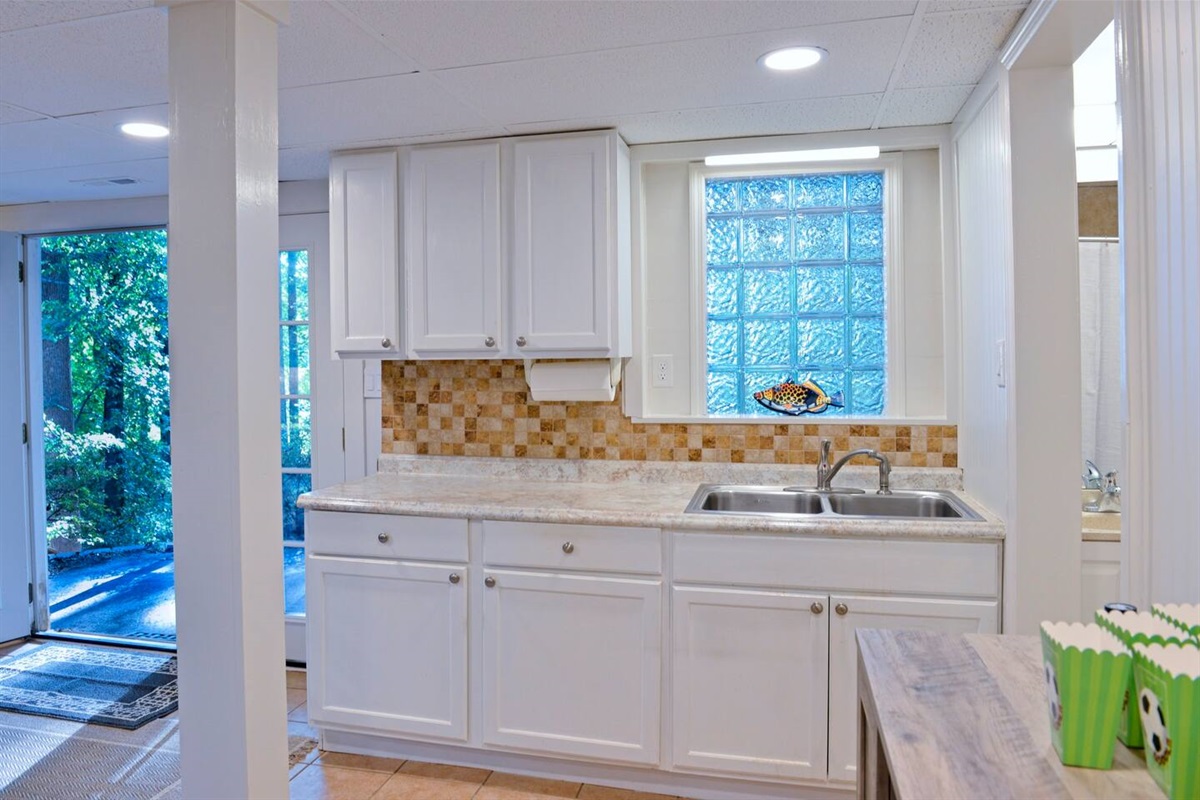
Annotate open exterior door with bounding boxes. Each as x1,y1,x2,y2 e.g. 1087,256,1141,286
0,233,32,641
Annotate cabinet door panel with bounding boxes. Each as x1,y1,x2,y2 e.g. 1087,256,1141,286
482,570,660,764
330,151,399,356
827,594,998,783
672,586,829,781
308,555,467,741
511,135,612,354
406,143,502,356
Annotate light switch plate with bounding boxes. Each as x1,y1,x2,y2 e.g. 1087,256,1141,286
363,361,383,399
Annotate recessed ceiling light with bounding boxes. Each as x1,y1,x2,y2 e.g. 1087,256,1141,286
705,146,880,167
759,46,826,72
120,122,169,138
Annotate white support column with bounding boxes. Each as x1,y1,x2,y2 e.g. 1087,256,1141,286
166,2,289,797
1117,0,1200,606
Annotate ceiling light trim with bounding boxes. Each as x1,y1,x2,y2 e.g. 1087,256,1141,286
119,122,169,138
758,46,826,72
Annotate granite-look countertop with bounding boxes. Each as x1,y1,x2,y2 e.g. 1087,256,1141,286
298,456,1004,542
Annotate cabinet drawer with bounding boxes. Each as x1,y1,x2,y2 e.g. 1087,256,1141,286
483,520,660,574
672,533,1000,598
307,510,468,562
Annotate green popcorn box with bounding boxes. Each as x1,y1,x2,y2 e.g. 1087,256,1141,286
1040,621,1131,769
1131,642,1200,800
1096,609,1193,748
1153,603,1200,640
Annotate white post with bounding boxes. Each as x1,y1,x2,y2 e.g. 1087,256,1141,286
166,2,290,797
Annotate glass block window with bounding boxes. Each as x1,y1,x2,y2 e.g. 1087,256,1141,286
704,172,887,416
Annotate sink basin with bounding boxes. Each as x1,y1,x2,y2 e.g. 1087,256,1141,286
696,488,824,515
685,485,983,521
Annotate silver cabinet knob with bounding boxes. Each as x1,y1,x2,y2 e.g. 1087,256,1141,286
449,573,460,584
484,336,496,348
381,337,392,349
835,603,849,616
515,336,527,347
484,576,496,588
377,532,390,544
811,602,824,615
562,541,574,554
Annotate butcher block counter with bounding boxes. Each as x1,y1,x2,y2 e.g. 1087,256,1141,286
856,630,1160,799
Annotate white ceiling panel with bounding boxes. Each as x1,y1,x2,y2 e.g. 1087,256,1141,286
506,94,884,144
876,85,975,128
66,104,169,138
279,148,332,182
0,157,166,205
925,1,1028,13
0,117,162,173
279,73,498,148
897,7,1025,89
0,0,153,33
342,0,917,71
0,7,166,117
436,17,909,126
278,2,420,89
0,102,46,124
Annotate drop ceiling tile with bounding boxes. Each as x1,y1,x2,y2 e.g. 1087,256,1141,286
0,157,166,205
876,85,974,128
279,3,420,89
0,8,166,116
0,102,46,124
343,0,917,70
925,0,1029,13
506,94,883,144
436,16,909,126
279,73,498,148
0,0,153,33
896,7,1025,89
0,117,161,173
66,104,168,138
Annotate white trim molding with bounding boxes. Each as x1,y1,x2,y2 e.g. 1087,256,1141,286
1117,0,1200,606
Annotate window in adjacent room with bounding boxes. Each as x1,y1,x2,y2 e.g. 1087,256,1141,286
701,165,895,417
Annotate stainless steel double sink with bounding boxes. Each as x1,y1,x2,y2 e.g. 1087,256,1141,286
685,484,983,521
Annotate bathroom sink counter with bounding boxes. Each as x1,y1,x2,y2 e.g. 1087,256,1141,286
299,455,1004,542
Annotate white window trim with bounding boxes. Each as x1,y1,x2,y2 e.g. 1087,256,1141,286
685,156,905,420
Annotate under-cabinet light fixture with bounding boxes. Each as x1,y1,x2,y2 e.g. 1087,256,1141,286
119,122,169,138
704,146,880,167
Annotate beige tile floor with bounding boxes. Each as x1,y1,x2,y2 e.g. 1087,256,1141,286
1,640,687,800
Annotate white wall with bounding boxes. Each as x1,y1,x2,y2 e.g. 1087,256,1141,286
1118,0,1200,606
635,148,948,420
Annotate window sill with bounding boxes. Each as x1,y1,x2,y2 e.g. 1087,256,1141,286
629,415,953,426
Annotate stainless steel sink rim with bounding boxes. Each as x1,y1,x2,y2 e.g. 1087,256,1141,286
684,484,984,521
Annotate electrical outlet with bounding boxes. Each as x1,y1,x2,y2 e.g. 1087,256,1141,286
994,339,1006,388
651,355,674,388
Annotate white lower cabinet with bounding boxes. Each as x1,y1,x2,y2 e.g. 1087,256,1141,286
671,586,829,781
825,594,999,783
481,568,662,764
1080,540,1121,619
307,554,468,741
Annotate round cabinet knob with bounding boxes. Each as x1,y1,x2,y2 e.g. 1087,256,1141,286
484,336,496,348
835,603,849,616
449,573,460,584
515,336,527,347
381,337,392,349
484,576,496,588
562,541,575,554
377,532,390,544
811,602,824,615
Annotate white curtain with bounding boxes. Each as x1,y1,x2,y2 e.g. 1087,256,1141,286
1079,240,1122,476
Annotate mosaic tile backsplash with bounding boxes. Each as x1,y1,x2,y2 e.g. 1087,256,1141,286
381,361,957,467
379,359,950,465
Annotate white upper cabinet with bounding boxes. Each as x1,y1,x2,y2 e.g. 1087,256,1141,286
329,150,401,358
405,143,503,358
511,132,629,357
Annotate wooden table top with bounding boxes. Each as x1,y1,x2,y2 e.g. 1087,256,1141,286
856,630,1162,799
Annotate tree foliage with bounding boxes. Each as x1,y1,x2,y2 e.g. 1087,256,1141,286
41,230,172,549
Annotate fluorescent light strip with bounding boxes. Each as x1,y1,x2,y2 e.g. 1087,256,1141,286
705,146,880,167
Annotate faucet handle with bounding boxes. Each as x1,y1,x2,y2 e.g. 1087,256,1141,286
1103,470,1120,493
820,439,832,459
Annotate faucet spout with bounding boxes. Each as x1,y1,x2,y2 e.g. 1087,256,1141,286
816,440,892,494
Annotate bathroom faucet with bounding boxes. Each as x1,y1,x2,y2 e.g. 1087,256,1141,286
1097,471,1121,513
816,439,892,495
1083,460,1103,490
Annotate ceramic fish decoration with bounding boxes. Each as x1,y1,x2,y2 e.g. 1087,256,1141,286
753,380,845,415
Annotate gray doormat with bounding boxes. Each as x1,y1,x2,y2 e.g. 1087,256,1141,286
0,644,177,729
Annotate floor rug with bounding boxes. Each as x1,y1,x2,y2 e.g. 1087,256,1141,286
0,644,177,730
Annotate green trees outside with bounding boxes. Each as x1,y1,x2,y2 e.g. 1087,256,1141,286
41,230,172,550
279,249,312,543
